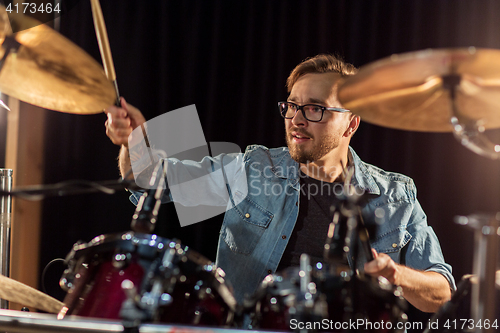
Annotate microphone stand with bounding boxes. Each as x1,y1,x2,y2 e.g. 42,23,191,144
323,185,374,273
130,159,168,234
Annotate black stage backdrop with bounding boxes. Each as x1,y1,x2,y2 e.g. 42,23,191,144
39,0,500,313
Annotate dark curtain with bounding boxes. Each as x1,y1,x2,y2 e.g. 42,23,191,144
40,0,500,321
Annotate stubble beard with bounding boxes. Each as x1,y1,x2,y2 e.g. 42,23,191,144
286,131,341,164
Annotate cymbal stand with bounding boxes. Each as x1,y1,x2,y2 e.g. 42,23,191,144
446,73,500,332
455,213,500,333
443,73,500,159
0,169,12,309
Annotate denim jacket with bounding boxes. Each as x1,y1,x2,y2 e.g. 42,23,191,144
131,145,455,303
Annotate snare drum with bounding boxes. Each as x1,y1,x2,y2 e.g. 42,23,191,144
60,232,236,326
246,264,407,332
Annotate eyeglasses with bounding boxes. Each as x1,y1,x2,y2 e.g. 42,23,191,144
278,101,350,122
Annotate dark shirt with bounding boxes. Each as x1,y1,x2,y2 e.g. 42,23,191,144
277,172,343,271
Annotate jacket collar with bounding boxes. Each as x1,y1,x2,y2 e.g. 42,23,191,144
349,146,380,195
272,148,300,189
273,146,380,195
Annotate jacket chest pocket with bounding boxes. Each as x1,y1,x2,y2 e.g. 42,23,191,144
371,228,412,263
221,195,273,255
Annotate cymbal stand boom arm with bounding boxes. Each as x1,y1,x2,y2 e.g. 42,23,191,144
444,74,500,159
0,36,21,74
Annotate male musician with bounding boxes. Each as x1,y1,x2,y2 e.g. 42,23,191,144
105,54,455,314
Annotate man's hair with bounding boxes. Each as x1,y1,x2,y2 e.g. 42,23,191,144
286,54,357,92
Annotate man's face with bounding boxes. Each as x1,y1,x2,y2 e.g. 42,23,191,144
285,72,352,164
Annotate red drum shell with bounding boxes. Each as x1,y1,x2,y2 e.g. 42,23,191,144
61,232,236,326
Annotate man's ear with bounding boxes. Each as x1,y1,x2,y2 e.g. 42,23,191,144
344,115,360,137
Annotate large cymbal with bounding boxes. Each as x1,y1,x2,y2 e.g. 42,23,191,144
0,6,115,113
338,48,500,132
0,274,64,313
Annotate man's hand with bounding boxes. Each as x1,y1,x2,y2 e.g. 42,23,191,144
364,249,451,313
104,97,146,179
364,248,399,284
105,97,146,147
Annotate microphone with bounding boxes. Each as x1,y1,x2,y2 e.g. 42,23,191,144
131,160,167,233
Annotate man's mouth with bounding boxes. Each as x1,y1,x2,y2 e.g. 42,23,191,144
290,131,311,143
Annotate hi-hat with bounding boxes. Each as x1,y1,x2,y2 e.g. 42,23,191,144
338,48,500,132
0,6,115,113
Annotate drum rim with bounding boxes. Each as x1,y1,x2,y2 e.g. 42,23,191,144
68,231,238,311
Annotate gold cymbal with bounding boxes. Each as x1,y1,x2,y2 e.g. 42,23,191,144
0,274,64,313
0,6,115,114
338,48,500,132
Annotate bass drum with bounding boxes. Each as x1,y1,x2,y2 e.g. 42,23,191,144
60,232,236,326
245,264,407,332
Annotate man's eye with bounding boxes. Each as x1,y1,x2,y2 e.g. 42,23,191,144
307,106,322,112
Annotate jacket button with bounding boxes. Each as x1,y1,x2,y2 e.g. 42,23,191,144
296,201,298,206
392,243,397,248
281,235,287,240
245,213,250,218
267,270,272,274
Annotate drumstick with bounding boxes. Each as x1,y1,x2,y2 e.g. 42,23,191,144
0,274,65,313
90,0,156,169
90,0,120,106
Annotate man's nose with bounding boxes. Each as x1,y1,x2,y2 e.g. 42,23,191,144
291,108,307,126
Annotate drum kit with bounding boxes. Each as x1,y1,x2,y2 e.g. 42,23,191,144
0,2,497,333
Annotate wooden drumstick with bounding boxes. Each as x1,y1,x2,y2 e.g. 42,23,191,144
90,0,156,169
0,274,65,313
90,0,120,106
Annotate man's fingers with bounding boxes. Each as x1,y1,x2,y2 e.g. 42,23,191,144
105,98,145,147
105,104,128,118
364,252,389,273
106,127,132,146
364,253,397,284
105,113,133,146
120,97,146,126
107,112,131,128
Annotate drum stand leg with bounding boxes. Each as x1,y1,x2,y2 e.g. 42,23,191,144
0,169,12,310
457,213,499,333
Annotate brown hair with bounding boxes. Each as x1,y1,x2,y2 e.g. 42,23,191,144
286,54,357,92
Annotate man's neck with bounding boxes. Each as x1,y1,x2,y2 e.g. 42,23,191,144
299,149,349,183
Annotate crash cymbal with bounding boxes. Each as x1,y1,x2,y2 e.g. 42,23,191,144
0,6,115,113
0,274,64,313
338,48,500,132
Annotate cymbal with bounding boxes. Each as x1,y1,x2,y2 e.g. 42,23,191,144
337,48,500,132
0,6,115,114
0,274,64,313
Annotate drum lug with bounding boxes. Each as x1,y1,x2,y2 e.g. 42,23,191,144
120,279,171,321
120,280,148,322
59,257,86,292
138,279,167,319
59,274,72,291
158,293,173,306
112,253,131,269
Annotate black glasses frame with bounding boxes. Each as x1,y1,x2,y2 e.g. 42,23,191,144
277,101,350,122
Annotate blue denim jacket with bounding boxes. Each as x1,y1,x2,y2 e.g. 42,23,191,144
131,145,455,303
